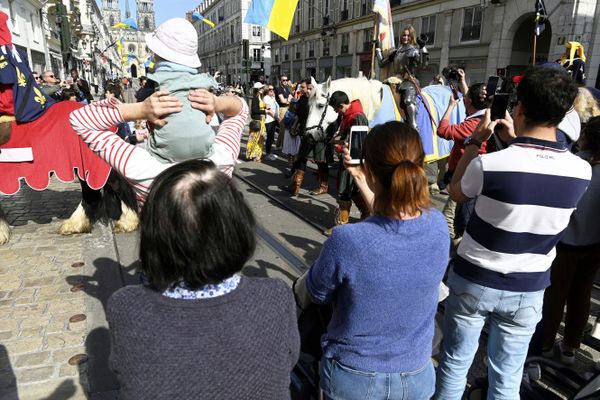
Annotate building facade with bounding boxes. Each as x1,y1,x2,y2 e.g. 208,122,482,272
193,0,272,86
0,0,119,88
102,0,155,78
269,0,600,87
0,0,48,74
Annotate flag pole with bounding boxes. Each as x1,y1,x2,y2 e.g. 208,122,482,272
370,13,378,79
532,33,537,65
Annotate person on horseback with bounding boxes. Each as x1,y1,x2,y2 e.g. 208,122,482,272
377,25,429,132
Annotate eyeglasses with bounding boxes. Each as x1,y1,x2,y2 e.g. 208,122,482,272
281,79,288,82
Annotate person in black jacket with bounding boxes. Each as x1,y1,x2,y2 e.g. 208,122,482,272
70,68,94,103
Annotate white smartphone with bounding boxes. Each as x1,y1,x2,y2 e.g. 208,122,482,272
347,126,369,165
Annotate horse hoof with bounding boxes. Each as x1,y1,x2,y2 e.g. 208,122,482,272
113,202,139,233
58,203,92,235
0,218,11,245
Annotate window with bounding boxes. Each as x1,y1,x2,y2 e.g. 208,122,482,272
363,28,373,52
461,6,482,42
274,49,279,63
360,0,368,16
230,25,234,43
128,44,136,53
294,43,300,59
109,15,114,28
307,41,314,58
323,39,330,56
284,46,289,61
421,15,436,46
252,26,261,36
144,17,149,30
393,21,400,45
341,33,349,54
252,48,261,61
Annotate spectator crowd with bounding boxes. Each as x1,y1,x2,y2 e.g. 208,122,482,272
20,16,599,400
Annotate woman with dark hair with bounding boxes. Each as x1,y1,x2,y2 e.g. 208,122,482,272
106,159,300,399
306,121,449,399
541,116,600,365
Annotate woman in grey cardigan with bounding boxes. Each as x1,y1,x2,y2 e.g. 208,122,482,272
106,159,299,399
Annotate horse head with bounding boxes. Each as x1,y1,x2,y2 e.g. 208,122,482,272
305,76,338,141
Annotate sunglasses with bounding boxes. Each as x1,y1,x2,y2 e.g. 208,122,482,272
281,79,288,82
269,87,274,90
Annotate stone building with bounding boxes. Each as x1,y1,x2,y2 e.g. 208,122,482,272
269,0,600,87
0,0,48,74
193,0,272,86
103,0,155,78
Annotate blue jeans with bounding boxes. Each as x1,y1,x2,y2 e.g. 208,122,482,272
435,270,544,400
320,357,435,400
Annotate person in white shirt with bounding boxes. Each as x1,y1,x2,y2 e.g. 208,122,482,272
263,85,279,161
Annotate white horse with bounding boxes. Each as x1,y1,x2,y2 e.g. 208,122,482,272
306,76,464,163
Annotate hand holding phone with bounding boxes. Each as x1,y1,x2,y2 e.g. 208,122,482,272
490,93,509,121
485,75,500,101
347,126,369,164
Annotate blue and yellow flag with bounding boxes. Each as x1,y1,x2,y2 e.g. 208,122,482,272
112,17,138,30
192,11,215,28
244,0,298,40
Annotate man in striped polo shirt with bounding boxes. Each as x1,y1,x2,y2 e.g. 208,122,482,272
435,67,592,399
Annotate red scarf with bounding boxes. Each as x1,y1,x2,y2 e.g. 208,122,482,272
340,100,365,136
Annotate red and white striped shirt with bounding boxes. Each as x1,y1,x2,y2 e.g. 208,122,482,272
69,97,248,206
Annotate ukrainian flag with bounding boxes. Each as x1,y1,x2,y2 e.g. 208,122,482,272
192,11,215,28
112,17,138,30
244,0,298,40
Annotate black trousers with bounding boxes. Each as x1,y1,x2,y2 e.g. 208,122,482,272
265,121,277,155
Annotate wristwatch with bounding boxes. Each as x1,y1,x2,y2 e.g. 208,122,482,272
464,136,483,148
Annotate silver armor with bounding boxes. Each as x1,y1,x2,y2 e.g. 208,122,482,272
378,42,429,131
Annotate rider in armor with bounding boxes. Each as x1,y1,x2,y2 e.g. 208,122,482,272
377,25,429,131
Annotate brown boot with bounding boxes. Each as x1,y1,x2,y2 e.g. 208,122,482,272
310,182,328,196
281,170,305,196
352,194,372,220
324,200,352,236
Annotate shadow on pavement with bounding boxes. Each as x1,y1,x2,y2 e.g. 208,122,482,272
65,258,139,399
0,344,18,400
243,259,298,282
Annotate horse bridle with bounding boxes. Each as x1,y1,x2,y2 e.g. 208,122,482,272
304,91,331,137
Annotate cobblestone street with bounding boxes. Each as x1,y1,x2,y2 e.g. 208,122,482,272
0,179,89,399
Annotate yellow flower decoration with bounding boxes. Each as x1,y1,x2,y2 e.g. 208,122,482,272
16,67,26,87
33,87,46,108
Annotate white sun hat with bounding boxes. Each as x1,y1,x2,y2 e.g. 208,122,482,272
253,82,265,89
145,18,201,68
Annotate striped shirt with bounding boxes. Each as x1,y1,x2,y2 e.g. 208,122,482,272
69,97,248,206
455,136,591,292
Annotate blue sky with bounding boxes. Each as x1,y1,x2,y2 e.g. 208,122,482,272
98,0,203,26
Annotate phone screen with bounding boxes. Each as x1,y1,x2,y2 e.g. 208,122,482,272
491,94,509,121
349,126,368,164
486,76,500,101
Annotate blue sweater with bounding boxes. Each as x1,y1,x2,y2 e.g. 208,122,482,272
307,211,449,373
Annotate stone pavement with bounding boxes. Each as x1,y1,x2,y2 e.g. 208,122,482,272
0,178,89,400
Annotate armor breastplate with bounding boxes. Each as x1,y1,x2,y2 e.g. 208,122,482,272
393,44,420,76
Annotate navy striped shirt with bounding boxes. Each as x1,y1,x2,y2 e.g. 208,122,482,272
455,136,591,292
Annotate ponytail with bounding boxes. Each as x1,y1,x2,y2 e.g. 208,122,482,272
364,121,431,218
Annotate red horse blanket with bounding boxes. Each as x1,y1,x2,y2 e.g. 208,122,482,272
0,101,112,195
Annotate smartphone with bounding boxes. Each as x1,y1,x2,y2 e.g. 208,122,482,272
491,93,509,121
485,75,500,100
348,126,369,164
